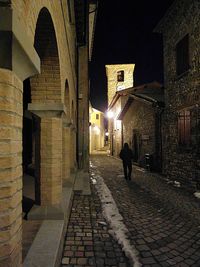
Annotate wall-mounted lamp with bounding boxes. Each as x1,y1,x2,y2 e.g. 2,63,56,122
107,111,114,118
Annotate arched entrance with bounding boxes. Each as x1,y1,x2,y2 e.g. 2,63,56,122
22,7,63,260
28,7,62,208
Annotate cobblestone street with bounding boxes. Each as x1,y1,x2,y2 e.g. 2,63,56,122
61,155,200,267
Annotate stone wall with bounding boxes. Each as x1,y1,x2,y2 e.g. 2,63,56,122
158,0,200,187
106,64,135,106
122,100,156,167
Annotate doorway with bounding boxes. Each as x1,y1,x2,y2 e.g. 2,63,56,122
132,130,141,163
22,79,41,219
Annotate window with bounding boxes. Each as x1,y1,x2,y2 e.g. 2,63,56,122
178,106,200,149
176,34,190,76
178,109,191,146
117,70,124,82
96,114,99,120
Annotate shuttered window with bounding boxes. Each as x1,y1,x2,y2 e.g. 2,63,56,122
176,34,190,76
178,109,191,146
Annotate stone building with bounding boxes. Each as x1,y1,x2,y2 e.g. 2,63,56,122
0,0,97,266
118,82,164,172
106,64,135,157
89,104,105,153
155,0,200,189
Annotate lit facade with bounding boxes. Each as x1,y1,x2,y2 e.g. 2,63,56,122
106,64,135,156
89,104,105,153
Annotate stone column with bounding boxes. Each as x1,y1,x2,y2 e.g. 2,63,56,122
0,69,23,267
28,104,64,219
40,117,62,205
0,5,40,266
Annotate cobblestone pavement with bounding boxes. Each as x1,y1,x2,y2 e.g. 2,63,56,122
61,155,200,267
89,155,200,267
61,178,130,266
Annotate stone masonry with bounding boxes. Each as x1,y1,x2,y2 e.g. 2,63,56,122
155,0,200,188
106,64,135,106
106,64,135,157
123,101,155,165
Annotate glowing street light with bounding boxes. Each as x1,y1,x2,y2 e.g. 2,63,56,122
107,111,114,118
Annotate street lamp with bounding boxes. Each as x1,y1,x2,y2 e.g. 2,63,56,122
107,111,114,119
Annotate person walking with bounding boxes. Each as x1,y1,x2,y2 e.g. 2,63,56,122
119,143,134,180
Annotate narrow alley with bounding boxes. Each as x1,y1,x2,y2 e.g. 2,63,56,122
61,155,200,267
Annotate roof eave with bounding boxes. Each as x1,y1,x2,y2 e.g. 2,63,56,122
153,0,178,33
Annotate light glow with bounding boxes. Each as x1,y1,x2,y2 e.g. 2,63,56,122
93,125,100,135
107,111,114,118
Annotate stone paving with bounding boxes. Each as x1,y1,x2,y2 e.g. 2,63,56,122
22,219,42,261
61,155,200,266
61,187,130,266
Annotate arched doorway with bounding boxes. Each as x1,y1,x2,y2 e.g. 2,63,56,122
29,7,62,206
22,6,63,262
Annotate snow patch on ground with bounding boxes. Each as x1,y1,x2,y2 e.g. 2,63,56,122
117,174,124,178
174,181,181,187
194,192,200,199
90,165,141,267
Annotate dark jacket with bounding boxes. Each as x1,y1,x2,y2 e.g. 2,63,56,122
119,147,133,163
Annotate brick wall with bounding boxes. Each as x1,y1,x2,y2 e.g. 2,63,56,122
40,117,62,205
0,1,78,265
11,0,76,104
0,69,23,267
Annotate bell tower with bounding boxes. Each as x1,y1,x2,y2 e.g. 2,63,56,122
105,64,135,106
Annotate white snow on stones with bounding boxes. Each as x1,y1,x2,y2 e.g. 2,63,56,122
90,165,141,267
194,191,200,199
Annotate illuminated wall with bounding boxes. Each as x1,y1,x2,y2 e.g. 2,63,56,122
106,64,135,106
89,106,105,153
106,64,135,156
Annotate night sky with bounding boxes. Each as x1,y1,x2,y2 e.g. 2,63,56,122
90,0,174,112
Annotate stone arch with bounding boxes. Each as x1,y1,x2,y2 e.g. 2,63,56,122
27,7,63,207
31,7,61,103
